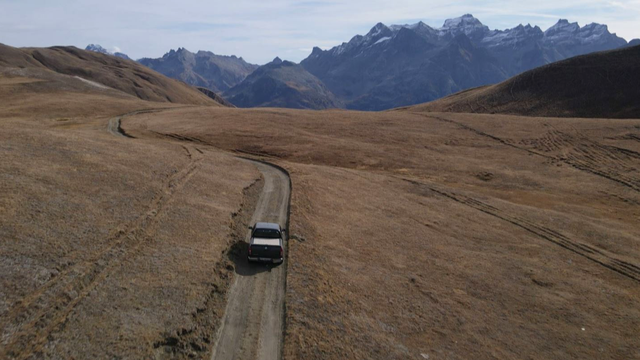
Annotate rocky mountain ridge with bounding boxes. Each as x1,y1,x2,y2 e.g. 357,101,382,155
138,48,258,93
300,14,630,110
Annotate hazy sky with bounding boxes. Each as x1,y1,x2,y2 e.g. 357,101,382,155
1,0,639,64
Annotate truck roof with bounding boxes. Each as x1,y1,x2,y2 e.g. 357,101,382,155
254,222,280,230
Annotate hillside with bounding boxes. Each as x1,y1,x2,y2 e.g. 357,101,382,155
301,15,629,110
0,43,219,106
2,40,639,360
125,105,640,360
0,66,258,359
224,58,343,110
138,48,258,93
408,44,640,118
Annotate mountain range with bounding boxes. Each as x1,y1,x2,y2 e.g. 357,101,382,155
86,15,637,111
300,15,631,110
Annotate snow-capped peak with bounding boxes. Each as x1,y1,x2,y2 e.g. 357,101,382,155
441,14,483,30
390,21,430,31
439,14,489,38
543,20,621,46
481,23,544,48
545,19,580,35
581,23,608,33
367,23,392,38
85,44,131,60
85,44,109,54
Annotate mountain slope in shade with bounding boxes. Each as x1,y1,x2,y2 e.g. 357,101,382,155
196,87,235,107
138,48,258,93
224,58,343,110
407,45,640,119
348,33,507,111
0,44,221,106
302,14,629,111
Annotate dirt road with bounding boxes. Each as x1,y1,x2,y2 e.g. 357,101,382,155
210,160,291,360
111,112,292,360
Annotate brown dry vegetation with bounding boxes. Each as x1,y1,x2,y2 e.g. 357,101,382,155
126,107,640,359
0,63,260,358
2,42,640,360
0,43,224,106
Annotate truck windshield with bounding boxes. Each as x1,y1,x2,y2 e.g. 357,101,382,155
253,228,281,239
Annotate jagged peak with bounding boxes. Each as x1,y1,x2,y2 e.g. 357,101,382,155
85,44,110,54
582,22,609,31
441,14,484,29
164,47,192,58
390,21,433,31
546,19,580,33
272,56,283,64
367,22,391,37
196,50,215,56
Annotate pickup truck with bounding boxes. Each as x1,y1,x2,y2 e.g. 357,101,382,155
247,222,284,264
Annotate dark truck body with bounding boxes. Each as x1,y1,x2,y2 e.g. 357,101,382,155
247,222,284,264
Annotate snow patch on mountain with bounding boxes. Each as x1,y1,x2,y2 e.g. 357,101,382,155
85,44,130,60
85,44,109,54
374,36,392,45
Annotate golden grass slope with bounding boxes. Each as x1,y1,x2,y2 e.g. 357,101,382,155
0,43,223,106
0,60,258,358
125,106,640,359
2,37,640,359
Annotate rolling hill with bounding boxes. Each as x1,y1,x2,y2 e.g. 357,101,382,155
0,43,222,106
408,44,640,118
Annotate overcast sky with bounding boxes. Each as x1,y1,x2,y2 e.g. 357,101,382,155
1,0,639,64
